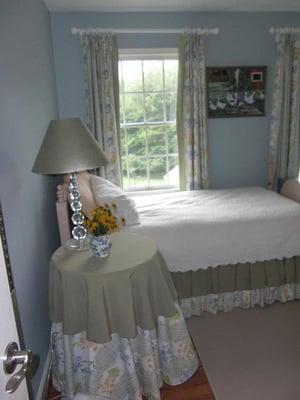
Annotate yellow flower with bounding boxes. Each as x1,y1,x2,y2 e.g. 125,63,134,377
84,203,122,235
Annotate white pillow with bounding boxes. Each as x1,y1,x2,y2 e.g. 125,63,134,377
280,179,300,203
90,175,140,226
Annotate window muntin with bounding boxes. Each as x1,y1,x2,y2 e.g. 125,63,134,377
119,58,178,190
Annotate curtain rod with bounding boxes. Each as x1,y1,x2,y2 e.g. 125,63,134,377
269,27,300,34
71,27,219,35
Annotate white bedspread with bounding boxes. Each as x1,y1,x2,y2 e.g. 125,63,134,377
126,187,300,272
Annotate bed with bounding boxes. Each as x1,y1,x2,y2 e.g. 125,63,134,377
56,176,300,317
126,186,300,316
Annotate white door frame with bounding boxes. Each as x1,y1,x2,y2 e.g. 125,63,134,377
0,205,30,399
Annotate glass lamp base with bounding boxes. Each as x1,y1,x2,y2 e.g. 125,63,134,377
65,238,90,251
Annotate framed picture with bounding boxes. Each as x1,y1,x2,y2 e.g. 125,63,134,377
206,66,267,118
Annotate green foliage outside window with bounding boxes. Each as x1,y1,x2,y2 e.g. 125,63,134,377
119,59,179,189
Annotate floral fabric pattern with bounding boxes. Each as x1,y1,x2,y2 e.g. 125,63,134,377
179,283,300,318
51,303,199,400
177,34,209,190
269,33,300,190
80,33,122,186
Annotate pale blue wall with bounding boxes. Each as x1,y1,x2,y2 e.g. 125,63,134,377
50,11,300,188
0,0,59,395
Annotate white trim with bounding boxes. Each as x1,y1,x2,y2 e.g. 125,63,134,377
269,26,300,34
119,48,178,60
36,346,52,400
72,27,219,35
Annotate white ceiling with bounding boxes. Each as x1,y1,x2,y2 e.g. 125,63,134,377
45,0,300,12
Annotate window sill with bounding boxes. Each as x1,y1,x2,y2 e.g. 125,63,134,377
125,187,180,197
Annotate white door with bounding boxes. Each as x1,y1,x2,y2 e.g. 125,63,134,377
0,237,30,399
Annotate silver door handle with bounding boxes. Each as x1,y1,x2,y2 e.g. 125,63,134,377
3,342,32,394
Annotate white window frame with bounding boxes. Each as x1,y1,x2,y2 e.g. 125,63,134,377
119,48,178,61
119,48,179,192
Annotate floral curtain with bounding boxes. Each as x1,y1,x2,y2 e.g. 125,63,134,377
268,33,300,190
176,34,209,191
80,33,122,187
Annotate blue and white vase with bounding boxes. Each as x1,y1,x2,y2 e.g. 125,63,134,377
90,234,112,258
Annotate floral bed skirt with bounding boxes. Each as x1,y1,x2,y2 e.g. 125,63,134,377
179,283,300,318
51,303,199,400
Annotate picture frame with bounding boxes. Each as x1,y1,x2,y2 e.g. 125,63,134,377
206,66,267,118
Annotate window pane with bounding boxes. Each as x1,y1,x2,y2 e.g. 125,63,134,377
121,156,129,184
165,92,176,122
149,156,167,186
119,94,125,124
164,60,178,91
127,127,146,156
147,127,166,155
118,62,124,92
122,61,143,92
167,125,178,154
145,93,164,122
143,60,163,92
167,156,179,186
122,176,130,189
120,128,127,157
124,93,144,123
169,155,178,170
128,156,148,188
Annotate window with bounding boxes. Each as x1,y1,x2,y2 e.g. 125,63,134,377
119,55,178,190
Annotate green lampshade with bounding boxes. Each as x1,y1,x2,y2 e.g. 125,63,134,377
32,118,108,175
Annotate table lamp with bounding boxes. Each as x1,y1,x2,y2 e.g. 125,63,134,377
32,117,108,250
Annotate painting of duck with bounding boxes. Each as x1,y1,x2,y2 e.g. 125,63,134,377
226,92,238,106
207,66,266,118
209,100,218,111
216,98,226,109
244,91,256,104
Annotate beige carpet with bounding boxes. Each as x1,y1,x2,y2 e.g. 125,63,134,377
187,301,300,400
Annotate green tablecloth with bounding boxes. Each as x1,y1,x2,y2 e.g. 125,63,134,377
49,232,178,343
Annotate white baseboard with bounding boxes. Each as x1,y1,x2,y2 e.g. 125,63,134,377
36,346,52,400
